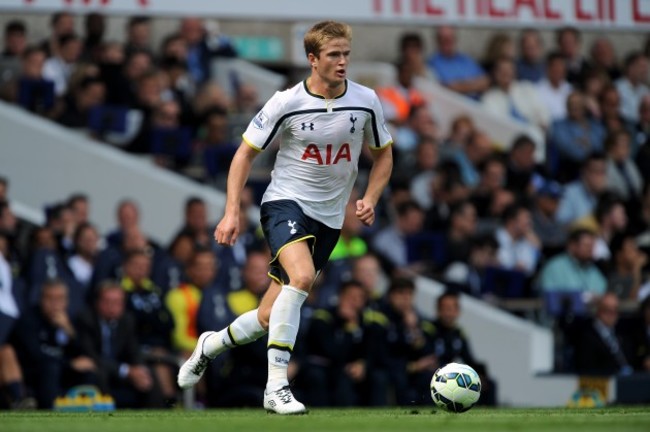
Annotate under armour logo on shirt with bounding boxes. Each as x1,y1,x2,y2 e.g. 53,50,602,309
301,122,314,131
287,220,297,234
349,114,357,133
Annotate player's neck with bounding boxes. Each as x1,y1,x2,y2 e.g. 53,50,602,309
306,76,346,99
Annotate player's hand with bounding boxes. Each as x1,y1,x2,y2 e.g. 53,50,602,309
355,199,375,226
214,212,240,246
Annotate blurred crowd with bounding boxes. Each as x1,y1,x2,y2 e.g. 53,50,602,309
1,13,650,409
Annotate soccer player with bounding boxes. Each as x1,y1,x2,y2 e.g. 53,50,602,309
177,20,393,414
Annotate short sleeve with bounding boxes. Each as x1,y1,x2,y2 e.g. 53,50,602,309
242,91,286,151
365,92,393,149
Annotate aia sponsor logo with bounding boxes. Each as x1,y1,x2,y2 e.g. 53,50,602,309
301,143,351,165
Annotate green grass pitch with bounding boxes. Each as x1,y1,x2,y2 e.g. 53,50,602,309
2,407,650,432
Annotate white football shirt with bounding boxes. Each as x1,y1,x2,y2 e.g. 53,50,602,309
243,79,393,229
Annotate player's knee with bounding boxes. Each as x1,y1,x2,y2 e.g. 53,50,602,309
257,307,271,331
289,272,315,291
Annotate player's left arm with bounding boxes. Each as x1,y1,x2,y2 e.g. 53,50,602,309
357,144,393,226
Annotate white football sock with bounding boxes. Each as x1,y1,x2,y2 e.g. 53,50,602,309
266,285,308,392
203,309,266,358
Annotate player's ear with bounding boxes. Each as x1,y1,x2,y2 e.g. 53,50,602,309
307,52,317,66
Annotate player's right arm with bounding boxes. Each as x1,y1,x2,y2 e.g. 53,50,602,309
215,90,286,246
214,141,260,246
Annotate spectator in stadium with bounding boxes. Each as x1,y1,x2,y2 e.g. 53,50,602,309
166,247,218,355
173,197,212,249
0,46,56,117
470,155,514,223
531,179,566,257
163,59,195,116
622,297,650,371
93,224,154,290
580,68,610,120
481,57,550,130
580,192,628,263
377,59,426,128
635,95,650,184
380,277,435,406
608,233,648,300
105,199,140,249
194,107,238,186
351,253,387,304
178,18,237,85
556,153,608,226
66,194,90,227
56,76,106,128
191,81,231,125
160,33,187,63
392,107,439,172
615,52,650,123
443,200,478,266
536,52,573,121
573,292,632,376
446,130,493,188
515,28,545,83
45,202,77,257
408,138,439,210
232,82,262,119
66,222,100,291
371,200,426,274
39,12,75,57
548,91,606,181
397,33,436,82
495,203,541,276
480,32,515,74
124,16,152,58
504,135,544,201
599,85,636,139
424,161,471,232
165,232,193,289
42,33,82,97
555,26,589,86
122,70,167,154
76,280,161,408
2,20,27,59
111,49,154,107
149,99,192,171
604,130,643,204
119,250,176,403
11,279,95,409
428,291,496,405
82,13,106,63
299,280,371,407
427,25,488,99
588,37,621,82
537,228,607,296
443,234,499,298
438,119,472,177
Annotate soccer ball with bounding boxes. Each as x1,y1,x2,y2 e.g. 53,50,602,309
430,363,481,413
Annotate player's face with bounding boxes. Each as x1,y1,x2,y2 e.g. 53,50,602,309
312,37,350,88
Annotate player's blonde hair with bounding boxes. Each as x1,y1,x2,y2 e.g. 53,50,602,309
304,20,352,58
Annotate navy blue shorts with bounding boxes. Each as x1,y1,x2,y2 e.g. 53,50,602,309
260,199,340,285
